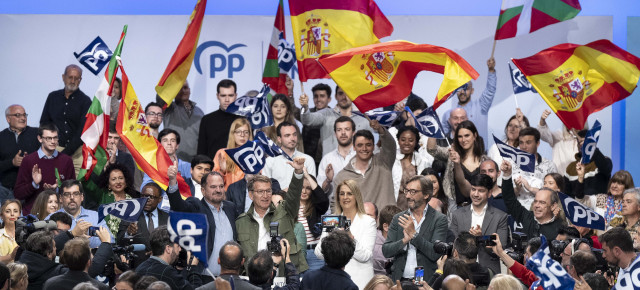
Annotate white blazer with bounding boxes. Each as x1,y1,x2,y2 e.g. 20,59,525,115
315,213,377,289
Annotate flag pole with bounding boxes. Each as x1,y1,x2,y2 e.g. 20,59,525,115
299,81,304,95
491,39,497,59
514,94,520,108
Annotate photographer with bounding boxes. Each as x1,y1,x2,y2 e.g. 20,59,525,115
489,233,542,289
563,250,597,281
247,238,299,290
135,226,202,290
600,227,639,289
44,237,109,289
301,230,358,290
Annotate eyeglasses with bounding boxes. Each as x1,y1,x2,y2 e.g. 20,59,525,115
61,191,83,198
41,136,59,142
403,188,422,196
7,113,27,118
141,194,159,200
252,189,273,196
146,112,163,117
234,130,250,136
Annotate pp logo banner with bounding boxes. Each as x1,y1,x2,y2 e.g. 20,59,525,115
614,254,640,289
277,33,296,73
168,211,209,267
581,120,601,164
406,106,446,139
558,192,605,230
352,110,399,128
493,135,535,173
98,197,148,223
255,131,292,161
225,140,267,174
526,235,575,290
225,84,273,130
509,62,536,94
194,41,246,78
74,36,113,75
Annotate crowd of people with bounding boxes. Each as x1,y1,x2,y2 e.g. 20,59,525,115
0,60,633,290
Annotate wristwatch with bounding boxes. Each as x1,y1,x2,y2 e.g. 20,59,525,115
412,232,418,240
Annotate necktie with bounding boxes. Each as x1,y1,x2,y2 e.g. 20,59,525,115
147,212,155,232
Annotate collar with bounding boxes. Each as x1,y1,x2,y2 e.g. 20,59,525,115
150,255,169,265
145,208,159,217
250,203,273,220
409,204,429,220
321,265,352,278
536,215,556,225
471,203,488,215
205,199,224,212
37,148,58,159
350,157,372,173
9,127,24,135
63,207,88,219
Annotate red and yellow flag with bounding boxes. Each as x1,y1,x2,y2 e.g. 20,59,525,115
118,62,192,199
155,0,207,107
289,0,393,82
317,40,479,113
512,39,640,129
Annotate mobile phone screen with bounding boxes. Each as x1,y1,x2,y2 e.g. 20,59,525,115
415,267,424,284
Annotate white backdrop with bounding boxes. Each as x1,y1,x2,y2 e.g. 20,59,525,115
0,15,612,157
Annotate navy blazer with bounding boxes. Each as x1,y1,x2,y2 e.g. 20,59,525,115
117,208,169,267
167,186,238,256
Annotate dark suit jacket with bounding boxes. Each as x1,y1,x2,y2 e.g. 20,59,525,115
300,266,358,290
117,208,169,267
226,178,281,217
196,274,260,290
382,205,448,282
186,177,196,197
43,271,109,290
449,204,509,274
168,187,238,257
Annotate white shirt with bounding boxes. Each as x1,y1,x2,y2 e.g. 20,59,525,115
263,150,316,189
193,182,202,200
511,155,557,210
316,147,355,188
388,127,434,199
253,209,271,251
403,206,429,278
471,203,488,229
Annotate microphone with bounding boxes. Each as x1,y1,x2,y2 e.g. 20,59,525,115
112,244,146,252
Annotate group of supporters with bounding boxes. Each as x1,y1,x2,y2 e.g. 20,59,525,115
0,60,632,290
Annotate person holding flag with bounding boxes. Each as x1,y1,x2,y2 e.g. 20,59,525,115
487,108,530,165
565,128,613,199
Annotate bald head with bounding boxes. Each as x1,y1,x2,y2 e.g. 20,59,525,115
219,241,244,273
449,108,468,132
364,202,377,220
442,275,467,290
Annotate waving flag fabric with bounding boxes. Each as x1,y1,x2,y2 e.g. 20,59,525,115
509,62,536,94
512,39,640,129
493,135,536,173
117,61,192,199
254,131,292,161
98,198,148,223
526,235,575,290
581,120,601,164
168,211,209,267
289,0,393,81
225,84,273,130
79,26,126,181
352,110,399,128
558,192,605,230
405,107,446,139
318,40,478,112
263,0,291,95
155,0,207,107
495,0,581,40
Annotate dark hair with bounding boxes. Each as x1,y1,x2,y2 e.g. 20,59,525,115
38,123,58,136
49,211,72,227
405,175,433,201
443,259,473,284
201,171,225,189
353,129,374,144
247,250,273,285
544,173,565,192
25,231,54,257
149,226,174,256
62,238,91,271
134,275,158,290
396,126,421,152
557,226,580,241
276,121,298,137
31,190,57,221
577,129,588,138
190,154,213,169
527,237,542,254
600,227,634,253
519,127,541,143
311,83,332,98
420,168,448,215
322,230,355,269
406,95,427,112
271,94,292,115
61,179,84,195
378,206,402,232
217,79,237,94
334,116,356,132
454,232,478,260
98,163,135,195
141,182,162,197
158,128,181,144
109,120,117,133
469,174,494,191
116,271,140,289
453,120,484,159
219,241,244,272
145,102,162,114
583,272,609,290
0,263,8,290
570,250,597,276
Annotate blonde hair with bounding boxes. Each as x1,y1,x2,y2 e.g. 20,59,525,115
335,180,366,215
7,262,28,287
363,275,393,290
488,274,521,290
0,199,22,228
225,118,253,173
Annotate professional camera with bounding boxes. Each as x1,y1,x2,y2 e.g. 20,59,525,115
475,235,497,247
433,240,453,257
267,222,283,254
510,232,528,252
550,239,570,262
98,241,145,281
592,248,617,276
321,215,351,232
15,215,58,245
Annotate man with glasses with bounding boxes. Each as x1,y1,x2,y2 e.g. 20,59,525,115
117,182,168,267
14,123,75,214
166,171,237,279
46,179,113,248
0,104,40,197
145,102,164,139
40,64,92,175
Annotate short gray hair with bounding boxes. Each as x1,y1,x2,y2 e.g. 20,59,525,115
624,187,640,204
147,281,171,290
4,104,22,116
64,64,83,76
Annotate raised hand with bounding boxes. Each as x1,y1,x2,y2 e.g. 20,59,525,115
369,119,384,134
325,164,334,182
287,157,306,174
32,164,42,185
500,160,512,177
540,109,552,126
299,93,309,109
167,160,178,185
12,150,23,167
448,147,461,164
487,57,496,73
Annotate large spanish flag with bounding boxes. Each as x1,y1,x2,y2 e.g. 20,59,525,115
317,40,479,113
512,39,640,129
118,61,192,199
155,0,207,106
495,0,581,40
289,0,393,82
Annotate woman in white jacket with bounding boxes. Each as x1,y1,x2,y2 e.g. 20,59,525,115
315,179,377,289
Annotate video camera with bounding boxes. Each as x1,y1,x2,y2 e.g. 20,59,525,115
321,215,351,232
505,232,528,264
549,239,570,262
267,222,283,254
433,240,453,257
14,215,58,245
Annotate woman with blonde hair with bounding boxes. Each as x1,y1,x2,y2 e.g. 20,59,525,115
7,262,28,290
213,117,253,191
0,200,22,263
363,275,394,290
488,274,522,290
30,190,59,221
315,179,377,289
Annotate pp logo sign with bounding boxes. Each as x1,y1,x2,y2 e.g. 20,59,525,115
231,142,266,174
558,192,605,230
171,219,203,252
74,36,113,75
194,41,246,78
98,198,148,223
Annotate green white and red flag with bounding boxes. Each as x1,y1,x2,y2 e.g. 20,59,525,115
495,0,581,40
78,26,127,181
262,0,289,95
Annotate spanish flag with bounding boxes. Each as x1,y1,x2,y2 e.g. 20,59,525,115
118,61,192,199
155,0,207,107
289,0,393,82
317,40,479,113
512,39,640,130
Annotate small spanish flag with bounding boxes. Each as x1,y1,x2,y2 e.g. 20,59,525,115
289,0,393,82
512,39,640,130
317,40,479,113
118,61,192,199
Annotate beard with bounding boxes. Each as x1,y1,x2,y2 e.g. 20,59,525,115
65,84,79,92
148,121,161,129
337,137,352,147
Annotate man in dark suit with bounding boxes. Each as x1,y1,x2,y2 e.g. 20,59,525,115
167,170,237,278
43,237,109,290
117,182,168,267
300,230,358,290
197,241,260,290
187,154,213,199
383,175,448,282
449,174,509,274
226,174,281,217
0,104,40,197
